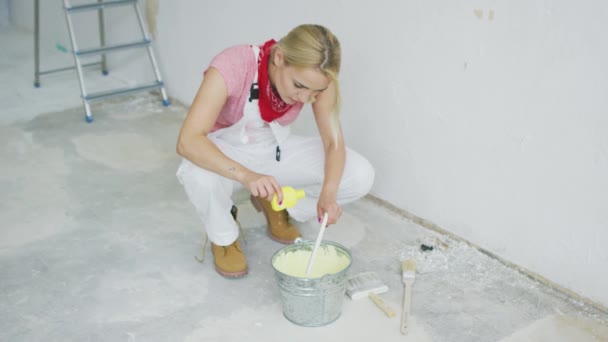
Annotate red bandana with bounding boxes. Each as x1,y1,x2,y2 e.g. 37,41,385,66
257,39,294,122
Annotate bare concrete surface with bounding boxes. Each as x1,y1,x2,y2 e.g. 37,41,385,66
2,27,608,342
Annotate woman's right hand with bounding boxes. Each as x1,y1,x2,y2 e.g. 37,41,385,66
241,171,283,203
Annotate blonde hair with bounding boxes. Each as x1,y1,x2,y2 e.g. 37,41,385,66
275,24,342,140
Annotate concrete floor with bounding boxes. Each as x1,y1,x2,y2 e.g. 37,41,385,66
2,27,608,342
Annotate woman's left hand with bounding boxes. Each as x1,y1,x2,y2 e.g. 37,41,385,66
317,194,342,226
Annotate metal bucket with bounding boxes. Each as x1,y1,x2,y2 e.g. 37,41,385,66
271,238,352,327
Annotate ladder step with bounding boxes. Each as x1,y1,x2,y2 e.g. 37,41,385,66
85,81,164,101
76,40,150,56
39,61,102,75
65,0,137,13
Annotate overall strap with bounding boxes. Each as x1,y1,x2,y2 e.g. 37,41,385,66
249,45,260,102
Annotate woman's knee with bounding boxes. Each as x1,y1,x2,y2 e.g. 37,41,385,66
344,151,375,198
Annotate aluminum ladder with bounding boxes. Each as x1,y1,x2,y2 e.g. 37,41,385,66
34,0,170,122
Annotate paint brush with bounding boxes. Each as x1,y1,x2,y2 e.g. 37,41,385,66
346,272,396,317
400,259,417,335
305,212,328,277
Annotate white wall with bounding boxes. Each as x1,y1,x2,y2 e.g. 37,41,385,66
0,0,9,28
11,0,608,308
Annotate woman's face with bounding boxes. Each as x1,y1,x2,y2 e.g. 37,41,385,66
271,51,330,104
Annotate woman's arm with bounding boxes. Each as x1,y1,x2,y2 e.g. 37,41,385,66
176,67,282,201
312,81,345,224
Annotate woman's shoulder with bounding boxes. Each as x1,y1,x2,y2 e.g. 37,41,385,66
208,44,255,93
210,44,255,67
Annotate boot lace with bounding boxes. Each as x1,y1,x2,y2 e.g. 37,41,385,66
195,206,247,264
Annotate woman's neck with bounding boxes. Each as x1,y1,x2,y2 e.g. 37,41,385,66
267,54,276,88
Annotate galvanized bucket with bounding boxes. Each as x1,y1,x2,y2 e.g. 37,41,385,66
271,238,352,327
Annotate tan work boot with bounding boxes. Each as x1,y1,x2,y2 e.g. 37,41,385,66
211,240,248,278
251,196,301,244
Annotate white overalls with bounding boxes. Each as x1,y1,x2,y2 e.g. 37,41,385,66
177,46,374,246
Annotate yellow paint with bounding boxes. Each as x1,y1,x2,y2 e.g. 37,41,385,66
273,245,350,278
488,10,495,21
474,9,483,19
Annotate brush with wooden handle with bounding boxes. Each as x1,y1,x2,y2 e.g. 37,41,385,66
400,259,416,335
369,292,396,317
345,272,396,317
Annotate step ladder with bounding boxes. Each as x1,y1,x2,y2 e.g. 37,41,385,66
34,0,170,122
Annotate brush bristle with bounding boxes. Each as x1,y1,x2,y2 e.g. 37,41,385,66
345,272,388,300
401,259,416,282
402,259,416,272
